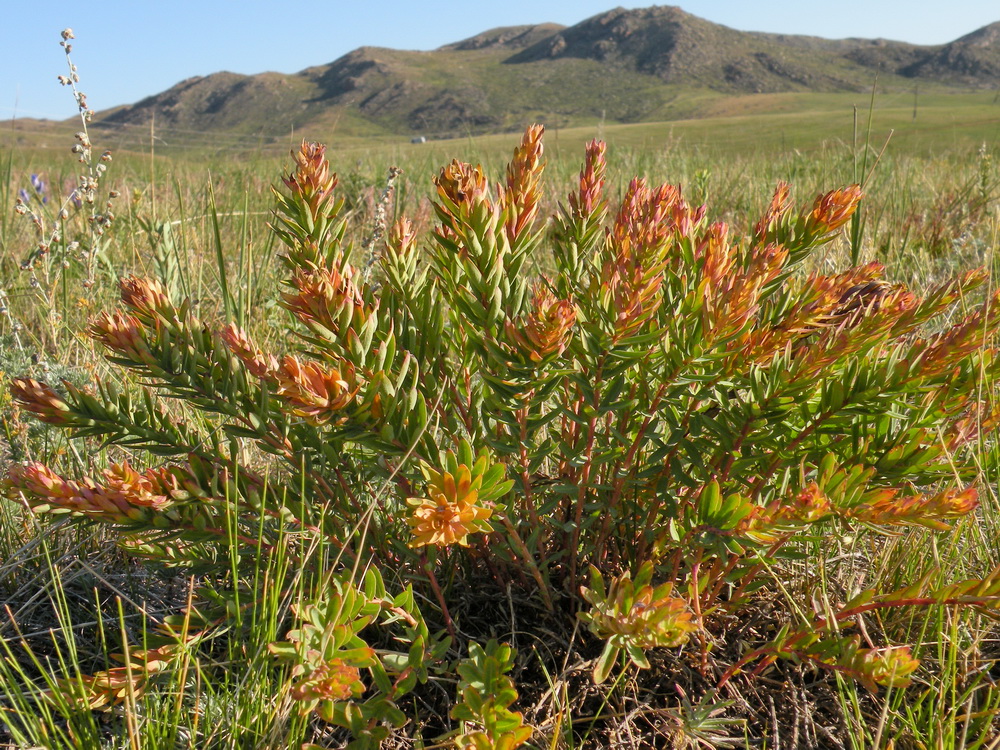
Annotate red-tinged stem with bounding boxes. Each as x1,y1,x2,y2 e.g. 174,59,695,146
558,378,577,482
516,400,540,529
715,417,756,486
376,602,420,629
718,592,999,689
748,407,838,498
568,365,603,595
595,381,669,560
332,467,369,519
617,382,668,485
666,544,685,585
473,537,509,589
421,551,457,643
812,596,989,631
446,378,474,434
635,390,709,562
689,551,710,676
704,554,742,609
499,514,554,612
726,535,794,605
718,638,797,689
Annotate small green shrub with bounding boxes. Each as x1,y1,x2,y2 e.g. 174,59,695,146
5,126,1000,747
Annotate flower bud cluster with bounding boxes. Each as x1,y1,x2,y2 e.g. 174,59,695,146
289,658,364,702
568,139,607,220
580,563,697,657
220,325,280,378
806,185,864,236
387,216,417,258
5,461,174,524
500,124,545,245
505,284,576,363
54,642,179,710
220,323,360,424
118,276,173,320
597,178,700,336
272,141,346,269
849,486,979,530
435,160,489,219
273,355,359,424
282,141,338,209
8,378,72,425
282,265,372,345
89,310,149,362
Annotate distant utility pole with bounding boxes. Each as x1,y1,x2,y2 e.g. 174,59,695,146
912,85,918,121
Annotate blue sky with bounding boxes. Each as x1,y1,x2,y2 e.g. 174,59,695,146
3,1,998,121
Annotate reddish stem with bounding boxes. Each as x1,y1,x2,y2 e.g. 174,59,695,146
421,551,457,643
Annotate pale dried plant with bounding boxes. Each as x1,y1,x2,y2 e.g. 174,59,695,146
362,165,403,283
10,29,120,348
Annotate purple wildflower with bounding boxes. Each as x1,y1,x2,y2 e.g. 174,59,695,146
31,174,48,204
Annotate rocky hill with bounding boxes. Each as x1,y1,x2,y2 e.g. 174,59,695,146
91,5,1000,141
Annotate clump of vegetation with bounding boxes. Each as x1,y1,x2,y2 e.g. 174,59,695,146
3,120,1000,748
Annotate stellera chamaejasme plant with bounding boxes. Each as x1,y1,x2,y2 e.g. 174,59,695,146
6,126,1000,746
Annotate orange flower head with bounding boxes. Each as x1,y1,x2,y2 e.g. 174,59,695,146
697,222,734,287
858,646,920,690
753,181,792,241
580,564,697,653
569,139,607,219
290,658,364,703
275,356,359,423
774,482,833,524
506,124,545,188
9,378,72,425
220,324,279,379
119,276,172,318
506,284,576,362
807,184,863,235
598,178,704,335
612,178,675,257
90,310,148,360
924,486,979,517
502,124,545,243
387,216,417,258
851,485,978,531
919,289,1000,377
435,160,488,211
282,141,338,204
406,464,493,548
282,265,370,339
5,460,172,523
101,462,173,514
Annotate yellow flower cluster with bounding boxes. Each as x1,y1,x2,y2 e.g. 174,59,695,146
407,464,494,548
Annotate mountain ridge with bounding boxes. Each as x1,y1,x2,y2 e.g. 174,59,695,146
89,5,1000,140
